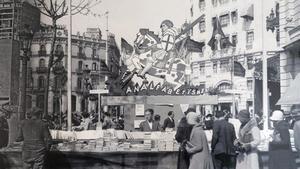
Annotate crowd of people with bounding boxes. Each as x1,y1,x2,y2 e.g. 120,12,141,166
1,105,300,169
175,108,300,169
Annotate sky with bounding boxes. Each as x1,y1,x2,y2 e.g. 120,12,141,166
57,0,190,46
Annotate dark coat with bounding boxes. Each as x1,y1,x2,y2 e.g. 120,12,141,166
162,117,175,130
269,120,297,169
139,120,161,131
175,117,193,169
16,119,52,165
211,119,236,155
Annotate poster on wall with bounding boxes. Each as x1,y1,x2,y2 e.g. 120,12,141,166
135,104,145,116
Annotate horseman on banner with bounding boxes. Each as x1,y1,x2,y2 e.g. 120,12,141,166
120,15,205,89
137,19,185,78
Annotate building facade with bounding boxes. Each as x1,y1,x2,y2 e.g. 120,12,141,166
278,0,300,111
0,0,40,105
188,0,280,115
27,25,120,115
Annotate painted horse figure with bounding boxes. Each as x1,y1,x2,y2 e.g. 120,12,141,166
121,28,188,89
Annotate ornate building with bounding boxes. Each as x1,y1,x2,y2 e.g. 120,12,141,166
27,25,120,114
188,0,280,115
277,0,300,111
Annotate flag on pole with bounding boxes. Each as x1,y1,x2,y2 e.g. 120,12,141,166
208,17,233,50
175,36,205,53
121,38,133,55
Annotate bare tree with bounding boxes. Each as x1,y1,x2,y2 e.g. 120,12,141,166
32,0,100,116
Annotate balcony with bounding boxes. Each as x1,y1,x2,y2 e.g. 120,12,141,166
36,67,47,73
90,70,100,76
75,87,83,93
38,50,47,57
77,52,85,58
76,69,83,74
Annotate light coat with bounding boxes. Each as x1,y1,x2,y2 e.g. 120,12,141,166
236,119,260,169
187,124,214,169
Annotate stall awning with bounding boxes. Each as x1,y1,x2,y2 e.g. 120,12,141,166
101,95,218,105
240,4,254,21
277,73,300,105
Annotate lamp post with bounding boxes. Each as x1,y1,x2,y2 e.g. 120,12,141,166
19,24,33,120
83,64,91,113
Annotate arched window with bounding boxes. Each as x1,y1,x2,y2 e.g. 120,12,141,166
55,44,64,56
26,95,32,109
36,95,44,110
40,44,46,51
78,61,83,70
38,76,45,88
217,82,232,92
39,44,46,56
39,58,46,67
77,77,82,90
92,62,97,70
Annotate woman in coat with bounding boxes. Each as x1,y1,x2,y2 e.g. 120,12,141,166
235,110,261,169
185,112,214,169
269,110,297,169
175,108,194,169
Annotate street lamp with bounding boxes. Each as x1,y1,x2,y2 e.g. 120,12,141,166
18,24,34,120
83,64,92,113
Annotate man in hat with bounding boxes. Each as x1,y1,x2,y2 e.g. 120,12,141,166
211,111,237,169
16,107,52,169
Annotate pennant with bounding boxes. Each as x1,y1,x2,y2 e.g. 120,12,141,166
208,17,233,50
233,61,246,77
121,38,133,55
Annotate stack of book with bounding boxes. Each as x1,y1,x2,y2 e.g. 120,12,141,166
158,140,166,151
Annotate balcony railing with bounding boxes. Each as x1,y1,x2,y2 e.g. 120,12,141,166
38,50,47,57
90,70,100,76
77,52,85,58
36,67,47,73
76,69,83,74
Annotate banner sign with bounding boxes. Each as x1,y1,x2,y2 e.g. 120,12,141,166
125,82,206,96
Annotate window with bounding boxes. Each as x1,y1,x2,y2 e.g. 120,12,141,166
199,62,205,75
213,62,218,73
199,0,205,11
247,79,253,90
199,20,205,32
246,31,254,48
40,44,46,51
217,82,231,91
247,56,254,69
92,48,96,57
77,77,82,90
39,59,45,67
220,14,230,27
78,61,83,70
220,36,230,48
92,62,97,70
71,95,76,112
232,34,237,47
231,11,238,24
220,59,230,72
36,95,44,110
38,76,45,88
